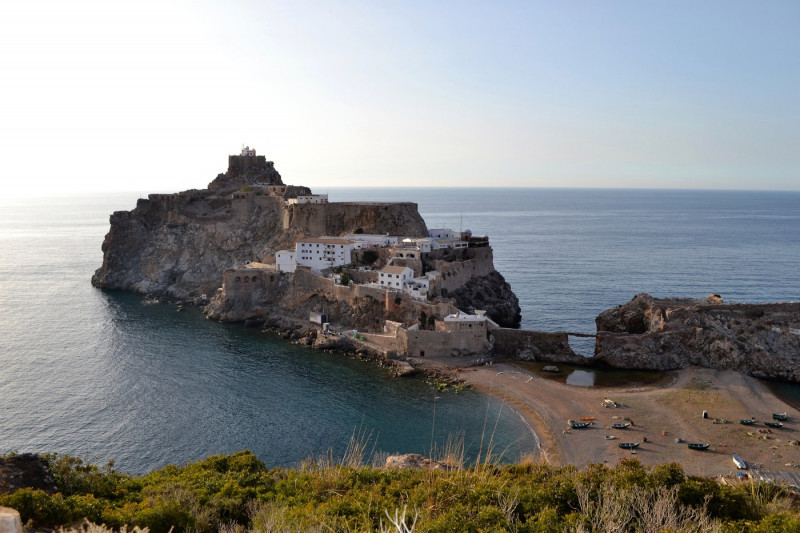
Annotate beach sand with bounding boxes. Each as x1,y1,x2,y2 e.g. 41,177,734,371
412,358,800,477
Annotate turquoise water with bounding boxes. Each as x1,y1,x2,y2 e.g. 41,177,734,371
2,188,799,473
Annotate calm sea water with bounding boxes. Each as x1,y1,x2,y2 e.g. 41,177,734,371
1,188,799,473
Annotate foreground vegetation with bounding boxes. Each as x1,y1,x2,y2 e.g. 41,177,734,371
2,451,799,532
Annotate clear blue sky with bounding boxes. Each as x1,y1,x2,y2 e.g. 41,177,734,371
1,1,798,195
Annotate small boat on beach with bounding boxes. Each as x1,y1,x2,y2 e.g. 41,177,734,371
764,421,784,429
570,421,592,429
733,454,747,469
618,442,640,449
579,417,596,421
604,435,616,440
611,422,630,429
739,419,756,425
687,443,710,450
773,413,789,421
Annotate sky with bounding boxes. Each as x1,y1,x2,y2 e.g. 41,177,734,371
1,1,799,195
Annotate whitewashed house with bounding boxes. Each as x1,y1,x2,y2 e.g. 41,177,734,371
378,265,414,290
275,250,297,273
441,311,495,331
405,276,430,301
295,237,355,273
401,237,433,253
287,194,329,205
343,234,398,246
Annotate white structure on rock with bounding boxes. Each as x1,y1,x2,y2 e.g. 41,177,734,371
287,194,328,205
378,265,414,289
275,250,297,273
276,237,356,273
344,233,398,246
428,228,455,240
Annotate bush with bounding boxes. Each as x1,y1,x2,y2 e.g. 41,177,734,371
361,250,378,265
2,454,799,532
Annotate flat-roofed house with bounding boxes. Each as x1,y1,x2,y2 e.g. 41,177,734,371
295,237,355,273
378,265,414,290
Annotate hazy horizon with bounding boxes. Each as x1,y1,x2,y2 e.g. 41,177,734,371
2,1,798,196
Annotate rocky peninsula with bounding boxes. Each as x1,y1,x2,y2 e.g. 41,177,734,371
92,150,522,335
594,293,800,382
93,151,800,384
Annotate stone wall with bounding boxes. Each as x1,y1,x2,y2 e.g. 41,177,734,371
400,327,490,358
491,328,589,364
429,246,496,294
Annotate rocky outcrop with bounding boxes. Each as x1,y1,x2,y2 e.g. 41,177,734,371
594,293,800,382
0,454,56,494
448,271,522,328
92,158,428,299
384,453,453,471
208,155,284,193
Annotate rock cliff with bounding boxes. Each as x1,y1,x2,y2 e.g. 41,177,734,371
448,271,522,328
594,293,800,382
92,157,429,299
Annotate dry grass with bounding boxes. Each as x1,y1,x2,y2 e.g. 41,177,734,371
573,482,721,533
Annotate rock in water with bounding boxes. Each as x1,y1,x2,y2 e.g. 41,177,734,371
594,293,800,382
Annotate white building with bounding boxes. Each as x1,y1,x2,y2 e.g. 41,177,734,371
287,194,329,205
428,228,455,240
378,265,414,290
405,276,430,301
434,238,468,250
275,250,297,273
343,234,398,246
295,237,355,272
241,145,256,156
401,237,433,253
441,311,496,331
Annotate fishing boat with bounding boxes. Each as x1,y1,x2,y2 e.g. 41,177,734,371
618,442,640,449
739,419,756,425
570,421,592,429
579,417,596,421
611,422,631,429
687,443,710,450
732,454,747,469
773,413,789,421
764,421,784,429
604,435,616,440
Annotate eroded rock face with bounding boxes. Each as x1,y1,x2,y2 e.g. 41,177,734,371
594,294,800,382
92,160,428,299
448,271,522,328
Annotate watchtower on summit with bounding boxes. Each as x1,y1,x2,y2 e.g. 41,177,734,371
228,145,269,175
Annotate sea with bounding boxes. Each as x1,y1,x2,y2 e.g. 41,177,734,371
1,188,799,474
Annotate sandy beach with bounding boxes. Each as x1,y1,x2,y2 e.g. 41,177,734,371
411,358,800,477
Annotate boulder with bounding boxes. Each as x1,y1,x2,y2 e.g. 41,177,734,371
385,453,451,471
